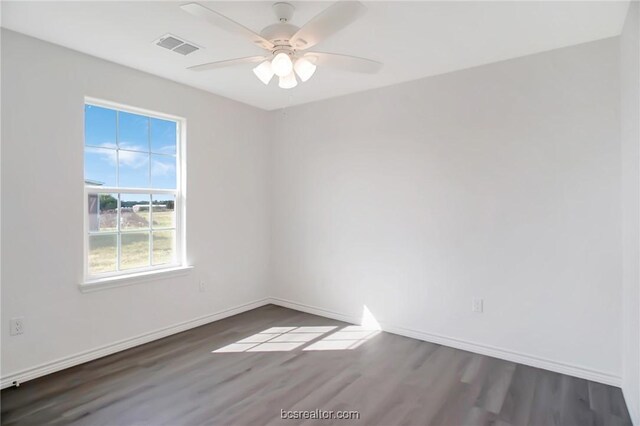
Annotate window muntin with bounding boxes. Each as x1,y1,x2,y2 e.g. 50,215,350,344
84,101,183,279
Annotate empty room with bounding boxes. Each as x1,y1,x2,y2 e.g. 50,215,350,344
1,0,639,425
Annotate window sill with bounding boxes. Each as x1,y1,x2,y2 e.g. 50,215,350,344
79,265,194,293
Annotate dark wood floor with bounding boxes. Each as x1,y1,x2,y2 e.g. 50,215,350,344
1,304,633,425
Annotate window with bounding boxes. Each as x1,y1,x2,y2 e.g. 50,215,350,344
84,99,184,281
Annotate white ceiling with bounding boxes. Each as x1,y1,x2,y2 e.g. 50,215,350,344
1,1,630,110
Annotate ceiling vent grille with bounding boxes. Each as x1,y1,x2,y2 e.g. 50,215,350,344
155,34,200,56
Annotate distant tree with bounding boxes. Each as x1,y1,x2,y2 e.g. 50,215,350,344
151,199,174,210
120,200,148,208
99,194,117,210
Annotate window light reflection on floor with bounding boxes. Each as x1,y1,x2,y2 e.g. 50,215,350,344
212,326,338,353
303,325,380,351
212,306,382,353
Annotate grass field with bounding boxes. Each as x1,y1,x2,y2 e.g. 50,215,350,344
151,210,174,228
89,210,175,274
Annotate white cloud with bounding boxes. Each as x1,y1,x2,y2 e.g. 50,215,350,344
151,159,175,176
97,143,148,169
119,150,148,170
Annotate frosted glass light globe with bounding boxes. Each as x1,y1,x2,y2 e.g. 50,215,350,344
271,52,293,77
294,57,317,82
279,71,298,89
253,61,274,85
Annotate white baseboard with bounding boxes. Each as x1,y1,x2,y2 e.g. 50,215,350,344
267,297,622,388
0,298,271,389
270,297,360,324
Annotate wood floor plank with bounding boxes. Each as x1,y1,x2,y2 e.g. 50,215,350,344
497,364,538,425
0,305,633,426
559,375,595,426
610,386,633,424
527,369,563,426
475,359,517,414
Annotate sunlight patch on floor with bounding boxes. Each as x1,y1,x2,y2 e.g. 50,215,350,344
303,326,380,351
212,326,338,353
212,306,383,353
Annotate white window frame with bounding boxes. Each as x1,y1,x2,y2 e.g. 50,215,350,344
82,97,187,287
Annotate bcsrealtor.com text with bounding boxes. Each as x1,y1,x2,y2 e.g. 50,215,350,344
281,409,360,420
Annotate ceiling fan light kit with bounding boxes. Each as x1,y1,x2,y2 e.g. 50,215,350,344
293,57,316,82
181,1,382,89
271,51,294,77
279,71,298,89
253,61,275,85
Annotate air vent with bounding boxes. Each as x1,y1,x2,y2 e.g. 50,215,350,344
155,34,200,56
173,43,199,56
157,36,184,50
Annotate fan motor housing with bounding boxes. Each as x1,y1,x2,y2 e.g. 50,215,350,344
261,23,299,47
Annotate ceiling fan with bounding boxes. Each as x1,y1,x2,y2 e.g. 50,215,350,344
180,1,382,89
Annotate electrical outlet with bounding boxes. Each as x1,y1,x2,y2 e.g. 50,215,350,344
10,317,24,335
199,281,206,293
472,298,483,313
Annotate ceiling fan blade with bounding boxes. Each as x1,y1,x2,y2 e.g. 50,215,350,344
304,52,382,74
290,1,366,50
188,56,267,72
180,3,274,50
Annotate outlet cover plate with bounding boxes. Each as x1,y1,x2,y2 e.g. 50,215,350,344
10,317,24,335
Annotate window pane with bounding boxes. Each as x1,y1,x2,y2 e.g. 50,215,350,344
150,118,176,155
118,111,149,152
85,103,182,277
151,154,176,189
89,234,117,274
85,147,117,186
153,230,175,265
85,105,116,148
120,232,150,270
152,194,175,229
119,151,149,188
120,194,150,230
88,193,118,232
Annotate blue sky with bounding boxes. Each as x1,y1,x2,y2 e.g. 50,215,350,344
84,104,177,189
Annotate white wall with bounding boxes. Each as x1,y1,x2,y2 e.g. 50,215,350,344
1,30,271,378
271,38,622,383
621,1,640,423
